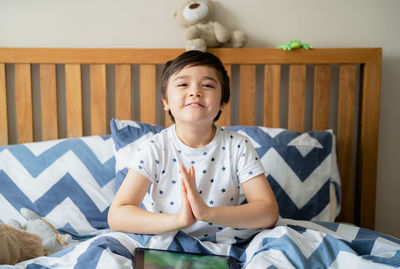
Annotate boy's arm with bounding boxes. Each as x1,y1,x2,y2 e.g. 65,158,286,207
108,168,195,234
182,165,279,229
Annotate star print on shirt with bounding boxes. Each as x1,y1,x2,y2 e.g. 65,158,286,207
221,188,226,193
210,178,214,183
209,200,214,205
171,180,176,184
202,169,207,174
170,201,174,205
159,190,163,195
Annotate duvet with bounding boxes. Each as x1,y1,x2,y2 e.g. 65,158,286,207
2,218,399,268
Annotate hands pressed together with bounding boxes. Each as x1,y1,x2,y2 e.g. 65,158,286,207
178,164,209,229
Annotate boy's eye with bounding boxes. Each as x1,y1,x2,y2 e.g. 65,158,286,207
177,83,187,87
203,84,215,88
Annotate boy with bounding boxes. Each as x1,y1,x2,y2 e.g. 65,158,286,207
108,51,279,238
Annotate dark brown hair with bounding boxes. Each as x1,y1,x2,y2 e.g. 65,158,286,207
160,50,230,122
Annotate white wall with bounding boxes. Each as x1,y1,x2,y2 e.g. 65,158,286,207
1,0,399,238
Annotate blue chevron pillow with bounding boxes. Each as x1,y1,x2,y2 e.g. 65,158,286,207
111,120,341,222
0,135,115,236
225,126,341,222
110,119,163,192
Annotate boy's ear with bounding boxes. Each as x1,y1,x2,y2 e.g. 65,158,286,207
162,98,170,111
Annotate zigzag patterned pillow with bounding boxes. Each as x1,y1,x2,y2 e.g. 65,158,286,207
225,126,341,222
110,120,341,222
0,135,115,236
110,119,163,193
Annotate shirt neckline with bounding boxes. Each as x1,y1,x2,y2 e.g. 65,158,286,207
170,124,220,153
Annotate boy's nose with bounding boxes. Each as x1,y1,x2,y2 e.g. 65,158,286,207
189,87,202,97
189,92,201,97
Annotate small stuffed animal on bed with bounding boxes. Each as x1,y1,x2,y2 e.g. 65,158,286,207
174,0,247,51
0,222,46,265
7,208,71,255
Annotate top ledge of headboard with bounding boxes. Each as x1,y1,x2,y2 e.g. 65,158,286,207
0,47,382,65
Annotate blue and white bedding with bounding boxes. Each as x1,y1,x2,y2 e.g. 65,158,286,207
1,120,399,268
3,219,400,268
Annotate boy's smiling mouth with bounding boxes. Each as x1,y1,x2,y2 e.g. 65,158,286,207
185,102,205,107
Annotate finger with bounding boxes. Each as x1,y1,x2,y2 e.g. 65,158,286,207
190,166,195,181
181,179,187,194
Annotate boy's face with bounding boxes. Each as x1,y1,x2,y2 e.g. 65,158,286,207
163,65,223,126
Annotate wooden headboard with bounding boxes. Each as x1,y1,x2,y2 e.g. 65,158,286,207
0,48,381,230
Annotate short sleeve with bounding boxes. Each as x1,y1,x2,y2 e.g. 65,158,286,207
127,139,158,184
235,136,265,184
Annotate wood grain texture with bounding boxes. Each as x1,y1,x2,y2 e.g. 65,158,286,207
65,64,83,138
313,64,331,130
0,64,7,145
90,64,107,135
288,64,306,132
40,64,58,140
239,64,256,125
15,64,33,143
336,64,357,224
115,64,132,120
0,48,380,64
359,50,382,230
264,64,281,128
140,65,156,125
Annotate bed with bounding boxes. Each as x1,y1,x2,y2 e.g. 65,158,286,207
0,47,399,268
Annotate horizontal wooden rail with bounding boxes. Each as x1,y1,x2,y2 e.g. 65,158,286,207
0,48,381,64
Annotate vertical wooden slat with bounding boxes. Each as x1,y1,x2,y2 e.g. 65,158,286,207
313,64,331,130
115,64,131,120
15,64,33,143
336,64,357,224
90,64,107,135
40,64,58,140
0,64,8,145
140,64,156,125
264,64,281,128
239,64,256,125
359,51,381,230
65,64,83,138
288,64,306,132
216,64,231,126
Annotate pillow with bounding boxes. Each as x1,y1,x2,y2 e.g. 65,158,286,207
110,119,163,192
110,119,341,222
0,135,116,236
225,126,341,222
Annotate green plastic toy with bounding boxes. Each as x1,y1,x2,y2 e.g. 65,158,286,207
277,40,313,50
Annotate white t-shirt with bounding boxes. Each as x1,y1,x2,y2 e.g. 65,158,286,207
128,125,265,238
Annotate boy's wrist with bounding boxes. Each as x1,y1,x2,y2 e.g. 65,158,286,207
196,205,212,223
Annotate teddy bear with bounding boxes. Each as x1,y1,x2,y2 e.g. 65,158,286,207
174,0,247,51
1,208,72,264
0,222,45,265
